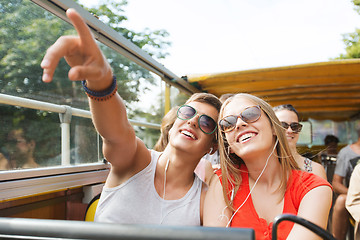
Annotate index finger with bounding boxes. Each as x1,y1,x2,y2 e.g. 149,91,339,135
66,8,98,50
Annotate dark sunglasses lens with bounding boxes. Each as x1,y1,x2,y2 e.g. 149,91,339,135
290,123,302,132
178,105,196,120
219,116,237,132
241,106,261,123
281,122,290,129
281,122,302,132
199,115,217,134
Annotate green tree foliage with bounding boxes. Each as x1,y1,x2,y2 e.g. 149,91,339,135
336,0,360,59
0,0,171,108
0,0,75,104
83,0,171,108
0,0,171,164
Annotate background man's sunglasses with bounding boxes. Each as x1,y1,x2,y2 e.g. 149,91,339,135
177,105,217,134
219,106,262,133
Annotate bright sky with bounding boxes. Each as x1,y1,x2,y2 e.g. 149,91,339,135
118,0,360,77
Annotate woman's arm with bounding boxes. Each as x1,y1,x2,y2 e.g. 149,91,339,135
41,9,149,173
203,175,231,227
287,185,332,240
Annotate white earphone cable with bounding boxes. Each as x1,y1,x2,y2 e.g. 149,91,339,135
160,157,170,224
225,139,279,227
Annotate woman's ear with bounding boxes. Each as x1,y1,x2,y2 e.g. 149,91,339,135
168,127,173,137
228,146,234,154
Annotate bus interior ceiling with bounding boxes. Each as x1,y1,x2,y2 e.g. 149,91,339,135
186,60,360,165
186,59,360,122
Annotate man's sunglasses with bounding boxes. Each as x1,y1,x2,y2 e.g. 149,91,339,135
177,105,217,134
281,122,303,133
219,105,262,133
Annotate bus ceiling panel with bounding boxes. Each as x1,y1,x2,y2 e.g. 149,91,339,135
204,86,360,98
187,59,360,83
267,99,360,108
266,97,360,121
252,85,360,97
198,76,360,93
30,0,198,95
189,74,360,87
263,93,360,102
202,84,360,97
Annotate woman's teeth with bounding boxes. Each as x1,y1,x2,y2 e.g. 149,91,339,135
182,130,196,139
240,133,256,142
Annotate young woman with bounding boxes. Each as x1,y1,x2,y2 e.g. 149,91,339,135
273,104,327,180
204,94,332,240
41,9,221,225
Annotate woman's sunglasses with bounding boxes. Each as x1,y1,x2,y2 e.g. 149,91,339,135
281,122,303,133
177,105,217,134
219,105,262,133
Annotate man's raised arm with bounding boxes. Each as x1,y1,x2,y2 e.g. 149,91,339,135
41,9,141,170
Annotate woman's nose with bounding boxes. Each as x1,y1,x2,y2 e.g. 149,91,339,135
235,116,247,129
187,114,199,128
285,126,293,133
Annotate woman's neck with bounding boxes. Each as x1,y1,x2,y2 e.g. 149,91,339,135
243,151,281,186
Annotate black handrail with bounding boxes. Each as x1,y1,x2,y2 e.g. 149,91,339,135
272,214,336,240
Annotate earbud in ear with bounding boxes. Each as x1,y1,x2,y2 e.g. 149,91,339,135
209,147,213,154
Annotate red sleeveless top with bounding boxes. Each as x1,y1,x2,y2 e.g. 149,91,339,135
216,165,331,240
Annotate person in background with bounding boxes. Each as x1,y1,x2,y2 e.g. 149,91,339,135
154,106,215,185
332,123,360,240
320,134,339,183
6,128,39,169
346,163,360,239
204,94,332,240
323,135,340,158
0,152,10,170
273,104,327,180
40,9,221,226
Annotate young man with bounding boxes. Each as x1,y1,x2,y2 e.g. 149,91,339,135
41,9,221,225
346,163,360,239
7,128,38,169
332,123,360,240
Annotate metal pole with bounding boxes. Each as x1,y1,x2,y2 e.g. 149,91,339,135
59,106,72,165
165,83,171,114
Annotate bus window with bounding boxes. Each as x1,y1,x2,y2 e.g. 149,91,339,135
0,0,165,171
297,121,312,145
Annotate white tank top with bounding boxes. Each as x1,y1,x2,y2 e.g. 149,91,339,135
94,150,202,226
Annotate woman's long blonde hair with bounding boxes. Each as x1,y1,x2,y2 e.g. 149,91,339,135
218,93,299,210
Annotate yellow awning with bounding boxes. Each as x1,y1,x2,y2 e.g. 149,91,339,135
187,59,360,121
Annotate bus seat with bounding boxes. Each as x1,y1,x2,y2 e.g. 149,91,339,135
84,193,101,221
